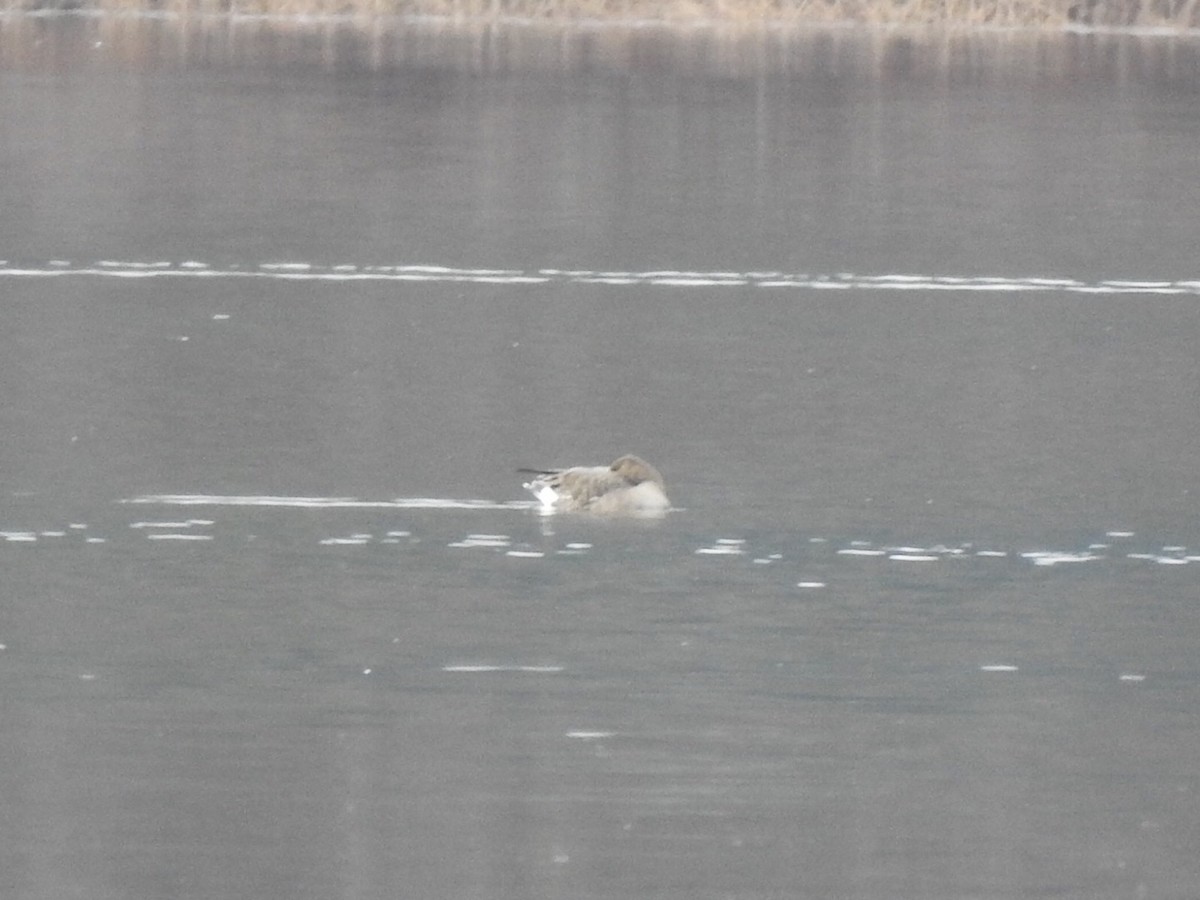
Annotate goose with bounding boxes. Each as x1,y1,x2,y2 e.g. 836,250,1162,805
519,454,670,516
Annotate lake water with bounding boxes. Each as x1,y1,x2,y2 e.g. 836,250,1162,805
2,14,1199,899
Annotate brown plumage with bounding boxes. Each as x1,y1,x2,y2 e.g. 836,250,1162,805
520,454,670,515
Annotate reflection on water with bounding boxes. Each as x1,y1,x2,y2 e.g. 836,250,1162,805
4,11,1200,83
3,15,1200,900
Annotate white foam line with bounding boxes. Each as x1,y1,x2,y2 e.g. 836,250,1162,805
123,494,534,510
4,262,1199,296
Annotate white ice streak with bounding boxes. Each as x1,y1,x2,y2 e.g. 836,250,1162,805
6,260,1200,297
125,494,532,510
1021,550,1105,566
696,538,747,556
449,534,512,549
130,520,211,528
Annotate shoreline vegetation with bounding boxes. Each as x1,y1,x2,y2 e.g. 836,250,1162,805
5,0,1200,28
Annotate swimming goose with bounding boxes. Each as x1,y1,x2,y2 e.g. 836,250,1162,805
519,454,670,515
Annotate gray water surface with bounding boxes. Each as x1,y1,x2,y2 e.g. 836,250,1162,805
2,17,1199,900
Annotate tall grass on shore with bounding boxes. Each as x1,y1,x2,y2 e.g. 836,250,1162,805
9,0,1200,28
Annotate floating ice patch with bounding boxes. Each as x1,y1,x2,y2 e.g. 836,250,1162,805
567,731,615,739
449,533,512,549
837,548,886,557
888,553,939,562
146,533,213,541
797,581,827,588
468,533,509,542
980,664,1019,672
557,543,592,555
1119,673,1146,682
696,537,747,555
1020,551,1104,566
505,550,545,558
